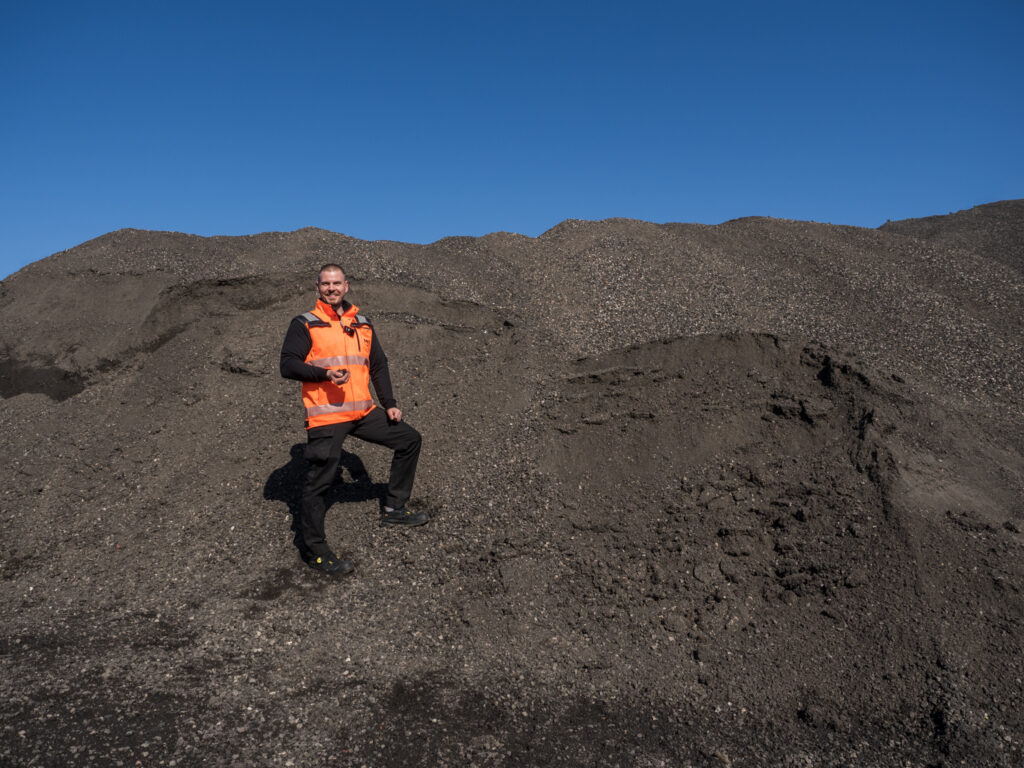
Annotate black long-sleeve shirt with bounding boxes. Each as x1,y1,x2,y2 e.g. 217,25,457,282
279,310,397,410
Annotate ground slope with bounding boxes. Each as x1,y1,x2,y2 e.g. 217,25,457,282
1,206,1023,767
881,199,1024,273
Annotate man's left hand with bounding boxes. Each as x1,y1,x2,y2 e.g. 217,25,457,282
386,407,402,422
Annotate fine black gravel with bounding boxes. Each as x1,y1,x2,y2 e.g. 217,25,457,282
1,200,1022,767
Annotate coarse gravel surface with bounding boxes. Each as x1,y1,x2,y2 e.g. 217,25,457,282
1,200,1023,767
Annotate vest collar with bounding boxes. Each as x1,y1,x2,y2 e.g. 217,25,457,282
313,299,359,322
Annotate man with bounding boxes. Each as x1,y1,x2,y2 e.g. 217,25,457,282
280,263,427,576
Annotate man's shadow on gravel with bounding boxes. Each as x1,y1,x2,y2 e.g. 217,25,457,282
264,443,386,561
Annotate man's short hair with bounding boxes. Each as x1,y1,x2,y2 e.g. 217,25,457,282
318,263,346,281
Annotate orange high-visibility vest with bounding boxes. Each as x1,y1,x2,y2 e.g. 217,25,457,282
300,299,376,429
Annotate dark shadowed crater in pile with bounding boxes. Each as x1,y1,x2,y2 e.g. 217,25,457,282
2,202,1023,766
0,357,86,400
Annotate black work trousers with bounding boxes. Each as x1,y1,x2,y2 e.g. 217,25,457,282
300,407,422,556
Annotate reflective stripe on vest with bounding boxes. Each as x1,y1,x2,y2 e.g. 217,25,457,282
307,354,369,368
301,311,331,327
306,400,375,417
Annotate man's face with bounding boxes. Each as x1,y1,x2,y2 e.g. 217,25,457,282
317,269,348,307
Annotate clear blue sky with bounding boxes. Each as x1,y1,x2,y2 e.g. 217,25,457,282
2,1,1022,278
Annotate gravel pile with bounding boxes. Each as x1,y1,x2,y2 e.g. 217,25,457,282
1,201,1022,766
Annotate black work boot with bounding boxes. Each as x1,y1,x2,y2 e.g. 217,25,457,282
380,506,430,527
307,551,354,575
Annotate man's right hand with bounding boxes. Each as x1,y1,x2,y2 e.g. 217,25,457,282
326,369,350,386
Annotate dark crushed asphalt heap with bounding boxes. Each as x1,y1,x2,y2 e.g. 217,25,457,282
2,200,1023,767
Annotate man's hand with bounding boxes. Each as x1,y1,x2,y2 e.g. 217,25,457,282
386,407,402,422
326,369,350,386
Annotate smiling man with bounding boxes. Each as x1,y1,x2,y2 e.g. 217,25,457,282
279,263,426,575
